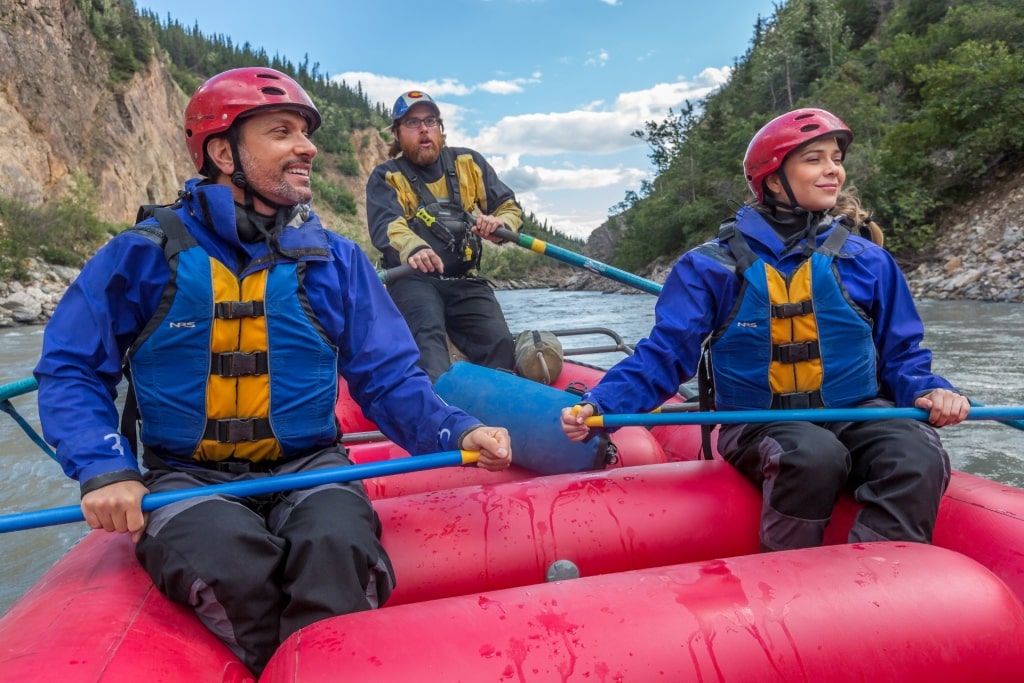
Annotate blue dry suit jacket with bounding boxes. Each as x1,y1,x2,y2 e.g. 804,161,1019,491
581,207,956,417
34,179,482,492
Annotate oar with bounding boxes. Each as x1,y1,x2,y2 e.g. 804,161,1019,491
584,405,1024,428
377,264,415,285
969,398,1024,432
1,376,56,460
0,376,38,402
493,227,663,295
0,450,479,534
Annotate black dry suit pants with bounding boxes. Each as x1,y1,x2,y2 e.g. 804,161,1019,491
134,446,394,675
716,398,951,551
388,273,515,382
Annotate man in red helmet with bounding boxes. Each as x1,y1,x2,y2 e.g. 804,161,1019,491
366,90,523,382
563,107,968,553
34,68,511,674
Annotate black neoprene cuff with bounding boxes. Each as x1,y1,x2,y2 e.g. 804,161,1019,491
80,469,145,498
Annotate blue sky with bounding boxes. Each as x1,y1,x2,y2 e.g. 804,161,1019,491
139,0,780,238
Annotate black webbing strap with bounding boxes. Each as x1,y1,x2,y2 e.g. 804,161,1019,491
696,343,716,461
771,391,825,410
203,417,275,443
215,300,266,319
211,351,269,377
771,340,821,364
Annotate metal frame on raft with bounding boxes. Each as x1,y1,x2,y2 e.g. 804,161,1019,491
542,326,634,358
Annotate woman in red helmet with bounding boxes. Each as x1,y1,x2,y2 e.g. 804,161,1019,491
563,108,969,552
35,67,511,675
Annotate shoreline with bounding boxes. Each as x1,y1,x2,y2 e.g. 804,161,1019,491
3,247,1023,329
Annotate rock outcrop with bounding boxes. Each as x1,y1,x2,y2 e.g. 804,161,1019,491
906,177,1024,303
0,0,191,224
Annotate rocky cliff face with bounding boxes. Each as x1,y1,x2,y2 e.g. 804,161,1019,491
0,0,388,229
0,0,190,223
0,0,392,326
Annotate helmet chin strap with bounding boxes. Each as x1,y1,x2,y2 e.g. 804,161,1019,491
227,133,289,214
223,129,309,263
763,170,806,216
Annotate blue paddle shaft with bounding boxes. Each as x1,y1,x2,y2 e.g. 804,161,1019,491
589,405,1024,428
0,377,39,402
494,227,663,296
0,451,474,534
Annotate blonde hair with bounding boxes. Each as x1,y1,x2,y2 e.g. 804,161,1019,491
833,184,884,247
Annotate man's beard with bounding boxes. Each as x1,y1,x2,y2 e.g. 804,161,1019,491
238,145,312,207
401,132,442,166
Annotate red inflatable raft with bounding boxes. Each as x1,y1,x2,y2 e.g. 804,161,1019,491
266,543,1024,683
2,355,1024,682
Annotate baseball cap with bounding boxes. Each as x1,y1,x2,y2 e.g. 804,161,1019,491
392,91,441,122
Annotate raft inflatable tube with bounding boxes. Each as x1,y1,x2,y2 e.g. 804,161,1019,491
337,360,667,495
434,361,609,474
351,411,668,501
267,542,1024,682
0,531,249,683
377,459,761,605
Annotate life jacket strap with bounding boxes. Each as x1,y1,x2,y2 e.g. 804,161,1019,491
771,391,825,410
203,417,275,443
771,340,821,364
211,351,269,377
771,300,814,318
215,300,266,319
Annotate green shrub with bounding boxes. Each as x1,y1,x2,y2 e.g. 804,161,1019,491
0,173,116,279
310,175,357,216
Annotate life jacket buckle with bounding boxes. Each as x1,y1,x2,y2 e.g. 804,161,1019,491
772,341,821,364
212,352,269,377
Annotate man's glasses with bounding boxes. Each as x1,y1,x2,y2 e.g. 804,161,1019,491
401,116,441,130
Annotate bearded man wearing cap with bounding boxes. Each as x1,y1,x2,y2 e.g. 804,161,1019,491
367,90,523,382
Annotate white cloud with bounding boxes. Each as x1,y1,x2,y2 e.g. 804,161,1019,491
476,80,525,95
500,162,649,193
457,110,639,156
584,49,610,68
334,71,540,110
454,66,732,157
613,66,732,117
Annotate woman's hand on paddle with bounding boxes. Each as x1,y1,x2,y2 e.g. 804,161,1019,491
461,426,512,471
562,404,594,442
915,388,971,427
81,479,149,543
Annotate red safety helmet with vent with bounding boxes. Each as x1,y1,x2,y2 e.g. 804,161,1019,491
743,108,853,203
183,67,321,173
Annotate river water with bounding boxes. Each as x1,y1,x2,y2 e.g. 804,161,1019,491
2,291,1023,614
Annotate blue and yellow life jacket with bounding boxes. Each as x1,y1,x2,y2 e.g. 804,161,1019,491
387,148,482,276
705,212,879,411
126,208,340,465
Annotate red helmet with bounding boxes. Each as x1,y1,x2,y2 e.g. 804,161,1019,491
743,108,853,202
183,67,321,173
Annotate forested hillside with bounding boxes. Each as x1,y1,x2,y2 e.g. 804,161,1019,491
6,0,1016,283
609,0,1024,271
0,0,579,280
